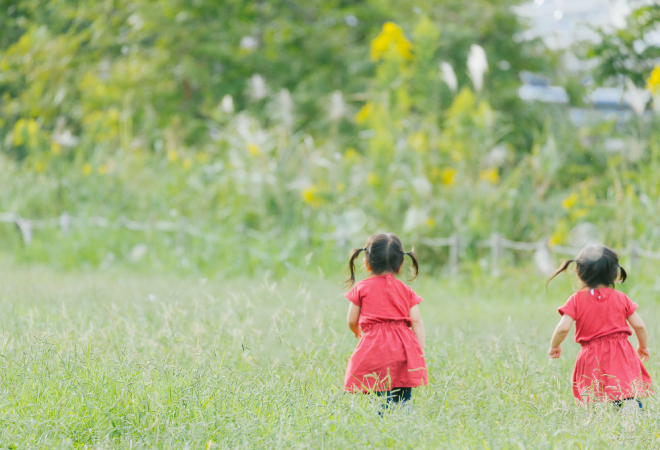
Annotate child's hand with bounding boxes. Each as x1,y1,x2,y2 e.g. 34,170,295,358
354,328,363,339
637,346,650,362
548,346,561,359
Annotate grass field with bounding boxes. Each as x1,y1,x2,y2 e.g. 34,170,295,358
1,260,660,449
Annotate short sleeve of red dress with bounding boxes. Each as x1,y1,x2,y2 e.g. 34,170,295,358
623,294,638,317
406,285,423,308
558,294,577,319
345,284,362,307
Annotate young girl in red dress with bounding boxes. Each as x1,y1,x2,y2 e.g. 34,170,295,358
344,233,427,407
547,244,652,407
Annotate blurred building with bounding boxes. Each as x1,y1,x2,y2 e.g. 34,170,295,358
515,0,659,119
514,0,632,50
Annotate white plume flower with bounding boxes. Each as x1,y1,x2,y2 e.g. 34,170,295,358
220,95,234,114
440,62,458,92
271,88,294,129
239,36,258,51
277,89,293,128
328,91,347,121
467,44,489,92
247,74,268,101
53,129,79,147
534,243,555,276
624,78,649,117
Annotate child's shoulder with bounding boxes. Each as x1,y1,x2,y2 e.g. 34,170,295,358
571,287,629,301
354,274,412,290
350,275,380,290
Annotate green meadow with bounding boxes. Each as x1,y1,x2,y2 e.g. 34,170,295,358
1,260,659,448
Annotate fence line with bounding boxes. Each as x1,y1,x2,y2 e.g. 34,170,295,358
0,211,219,246
2,212,660,271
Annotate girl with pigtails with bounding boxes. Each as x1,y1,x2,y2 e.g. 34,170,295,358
547,244,652,408
343,233,427,409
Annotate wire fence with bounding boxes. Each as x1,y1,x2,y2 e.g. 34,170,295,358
2,211,660,273
0,211,220,246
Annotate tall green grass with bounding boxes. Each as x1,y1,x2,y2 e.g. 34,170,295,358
1,260,659,448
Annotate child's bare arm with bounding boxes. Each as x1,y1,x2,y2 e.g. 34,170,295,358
409,305,425,352
548,315,574,358
628,312,650,361
347,303,362,338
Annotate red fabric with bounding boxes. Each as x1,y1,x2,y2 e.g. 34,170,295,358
344,273,427,392
558,288,652,402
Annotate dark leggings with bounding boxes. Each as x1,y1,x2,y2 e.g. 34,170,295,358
376,387,412,405
613,397,643,410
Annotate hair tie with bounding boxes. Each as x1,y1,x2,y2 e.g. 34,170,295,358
404,252,409,255
362,247,366,251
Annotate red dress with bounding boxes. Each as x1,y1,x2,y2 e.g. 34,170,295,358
344,273,428,392
559,288,652,402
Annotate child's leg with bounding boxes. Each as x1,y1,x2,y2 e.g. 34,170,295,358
376,390,393,404
391,388,412,404
376,388,412,415
613,397,643,410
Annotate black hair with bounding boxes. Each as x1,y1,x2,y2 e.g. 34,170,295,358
346,233,419,287
547,244,627,289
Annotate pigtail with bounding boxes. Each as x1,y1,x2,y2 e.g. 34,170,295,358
618,264,627,284
546,259,574,290
404,249,419,281
345,247,365,288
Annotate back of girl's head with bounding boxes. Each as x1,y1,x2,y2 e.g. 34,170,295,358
547,244,627,289
346,233,419,287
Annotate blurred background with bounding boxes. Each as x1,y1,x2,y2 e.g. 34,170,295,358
1,0,660,277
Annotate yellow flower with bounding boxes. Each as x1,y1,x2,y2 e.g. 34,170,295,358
82,163,92,176
301,185,323,207
479,168,499,184
367,172,381,187
12,119,26,146
97,164,108,175
196,152,210,163
51,141,62,155
12,119,40,148
343,148,360,161
426,218,435,227
571,209,588,220
441,168,457,186
646,64,660,95
561,193,578,210
409,131,427,153
550,221,569,248
447,87,477,118
354,103,373,125
167,149,178,162
182,158,193,170
34,160,45,173
247,143,261,156
26,119,38,138
371,22,413,61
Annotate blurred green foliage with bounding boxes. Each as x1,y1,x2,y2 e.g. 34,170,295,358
0,0,550,156
588,4,660,87
1,0,660,275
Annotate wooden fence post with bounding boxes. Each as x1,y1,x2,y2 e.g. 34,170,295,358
629,241,639,271
449,233,459,276
60,212,70,234
15,216,32,245
491,232,500,277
